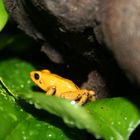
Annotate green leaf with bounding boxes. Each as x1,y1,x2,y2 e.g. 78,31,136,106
0,0,8,31
0,58,139,140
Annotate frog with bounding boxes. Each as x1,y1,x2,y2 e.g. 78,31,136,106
30,69,96,105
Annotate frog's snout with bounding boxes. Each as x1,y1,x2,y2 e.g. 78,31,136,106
30,71,33,80
30,71,35,81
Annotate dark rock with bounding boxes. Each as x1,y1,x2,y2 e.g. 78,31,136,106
4,0,140,98
97,0,140,85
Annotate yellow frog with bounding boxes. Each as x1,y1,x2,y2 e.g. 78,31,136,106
30,70,96,105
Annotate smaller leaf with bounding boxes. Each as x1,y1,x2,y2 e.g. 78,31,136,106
0,0,8,31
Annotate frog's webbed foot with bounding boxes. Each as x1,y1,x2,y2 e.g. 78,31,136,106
46,86,56,96
87,90,96,101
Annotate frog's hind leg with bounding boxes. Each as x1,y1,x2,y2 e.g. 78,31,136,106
46,86,56,96
78,91,89,105
77,90,96,105
60,90,93,105
60,91,82,101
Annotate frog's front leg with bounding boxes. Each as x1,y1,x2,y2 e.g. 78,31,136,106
46,86,56,96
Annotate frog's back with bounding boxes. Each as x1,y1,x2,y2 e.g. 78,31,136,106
49,73,79,96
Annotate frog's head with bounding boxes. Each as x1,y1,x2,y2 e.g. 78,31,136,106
30,69,51,91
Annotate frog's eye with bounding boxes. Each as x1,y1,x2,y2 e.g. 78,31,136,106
34,73,40,80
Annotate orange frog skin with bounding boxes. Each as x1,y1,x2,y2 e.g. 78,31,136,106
30,69,96,105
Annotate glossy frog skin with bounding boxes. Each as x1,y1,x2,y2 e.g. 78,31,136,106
30,70,96,105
